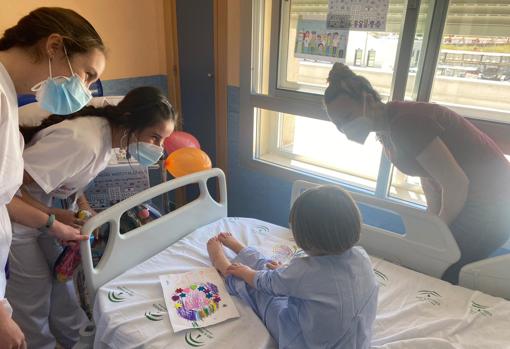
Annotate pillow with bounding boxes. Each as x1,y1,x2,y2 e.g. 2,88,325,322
18,96,124,127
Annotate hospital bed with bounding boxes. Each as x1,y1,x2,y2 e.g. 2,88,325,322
79,168,510,349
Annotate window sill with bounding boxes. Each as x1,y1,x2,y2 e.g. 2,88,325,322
242,151,426,210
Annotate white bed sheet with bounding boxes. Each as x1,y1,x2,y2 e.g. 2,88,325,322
94,218,510,349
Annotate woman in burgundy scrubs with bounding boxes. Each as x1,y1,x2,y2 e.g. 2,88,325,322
324,63,510,284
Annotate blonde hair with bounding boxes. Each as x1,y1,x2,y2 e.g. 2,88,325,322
324,63,381,104
289,185,361,255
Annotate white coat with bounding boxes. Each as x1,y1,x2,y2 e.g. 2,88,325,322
8,116,112,349
0,63,24,304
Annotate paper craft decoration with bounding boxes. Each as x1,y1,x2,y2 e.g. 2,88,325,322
327,0,389,31
160,268,240,332
295,18,349,63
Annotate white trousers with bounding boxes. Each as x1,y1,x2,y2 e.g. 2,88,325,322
6,228,87,349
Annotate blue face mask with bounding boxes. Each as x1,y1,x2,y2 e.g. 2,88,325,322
128,142,164,166
31,47,92,115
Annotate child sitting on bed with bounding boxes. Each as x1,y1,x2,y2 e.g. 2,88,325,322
207,185,379,349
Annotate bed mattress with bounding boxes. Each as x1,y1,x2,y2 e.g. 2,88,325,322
93,217,510,349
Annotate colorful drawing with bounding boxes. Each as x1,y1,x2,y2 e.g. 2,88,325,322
295,18,348,63
160,268,240,332
171,282,222,321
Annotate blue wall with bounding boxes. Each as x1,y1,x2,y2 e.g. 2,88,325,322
101,75,168,97
227,86,293,227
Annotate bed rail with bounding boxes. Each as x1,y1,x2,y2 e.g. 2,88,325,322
80,168,227,304
291,180,460,278
460,254,510,300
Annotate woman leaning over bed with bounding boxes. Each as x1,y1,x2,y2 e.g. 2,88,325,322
324,63,510,285
8,87,176,349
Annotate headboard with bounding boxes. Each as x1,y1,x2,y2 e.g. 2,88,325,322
291,180,460,278
80,168,227,304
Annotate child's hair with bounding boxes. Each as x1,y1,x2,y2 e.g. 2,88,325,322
289,185,361,255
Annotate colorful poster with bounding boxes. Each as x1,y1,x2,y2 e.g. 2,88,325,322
295,18,349,63
160,268,240,333
327,0,389,31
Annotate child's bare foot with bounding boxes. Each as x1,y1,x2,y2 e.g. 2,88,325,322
217,232,245,254
207,236,231,276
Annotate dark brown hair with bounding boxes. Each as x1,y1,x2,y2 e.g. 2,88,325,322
20,86,177,144
289,185,361,255
0,7,105,59
324,63,381,105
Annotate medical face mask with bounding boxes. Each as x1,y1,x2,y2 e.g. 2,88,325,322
342,95,373,145
342,116,373,144
31,47,92,115
128,142,164,166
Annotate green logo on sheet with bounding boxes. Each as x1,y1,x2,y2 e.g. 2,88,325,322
107,290,126,303
373,268,388,287
254,225,269,233
416,290,441,306
145,312,165,321
145,303,168,322
470,301,493,317
185,324,214,347
107,286,135,303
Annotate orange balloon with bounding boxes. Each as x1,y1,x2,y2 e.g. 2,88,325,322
165,147,212,177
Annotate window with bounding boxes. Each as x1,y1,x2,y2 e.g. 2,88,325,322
242,0,510,209
354,48,363,66
430,2,510,122
366,49,376,67
256,109,382,190
276,0,410,97
411,49,420,67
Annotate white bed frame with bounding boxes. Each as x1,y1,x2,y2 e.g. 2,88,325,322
460,254,510,299
80,168,227,305
80,169,510,310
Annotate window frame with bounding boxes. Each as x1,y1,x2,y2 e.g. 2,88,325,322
239,0,510,208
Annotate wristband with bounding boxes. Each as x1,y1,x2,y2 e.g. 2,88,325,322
40,213,56,233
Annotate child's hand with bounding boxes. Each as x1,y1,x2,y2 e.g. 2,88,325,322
226,263,257,287
226,263,252,277
266,260,283,270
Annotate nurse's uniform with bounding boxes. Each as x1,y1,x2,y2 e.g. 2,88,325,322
0,63,24,317
6,116,112,349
